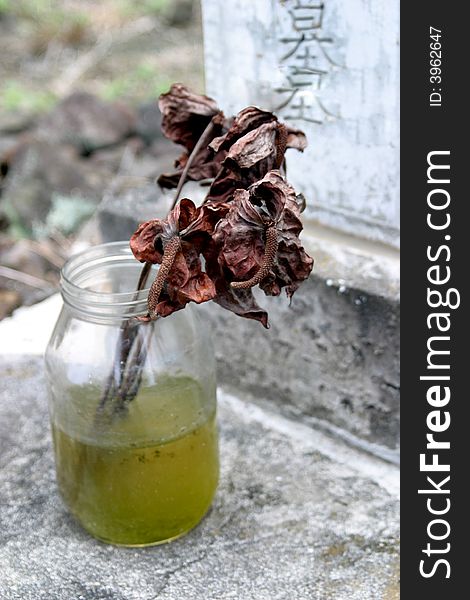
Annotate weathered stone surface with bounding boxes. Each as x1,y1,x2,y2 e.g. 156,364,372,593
0,356,399,600
202,0,400,248
0,294,62,354
36,93,136,154
0,111,35,135
96,183,172,244
163,0,196,27
135,102,165,147
200,274,400,454
0,135,19,162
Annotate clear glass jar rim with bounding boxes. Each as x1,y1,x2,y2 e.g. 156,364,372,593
61,241,154,318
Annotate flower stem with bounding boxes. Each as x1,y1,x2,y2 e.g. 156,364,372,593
98,120,216,415
170,119,217,210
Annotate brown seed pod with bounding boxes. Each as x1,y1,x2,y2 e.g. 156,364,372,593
231,226,278,290
145,236,181,320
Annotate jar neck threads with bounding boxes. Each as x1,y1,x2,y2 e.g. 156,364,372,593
60,242,156,323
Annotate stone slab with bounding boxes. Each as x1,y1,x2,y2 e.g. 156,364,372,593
0,356,399,600
202,0,400,248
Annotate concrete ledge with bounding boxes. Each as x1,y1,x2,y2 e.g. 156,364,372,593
200,265,400,454
0,356,399,599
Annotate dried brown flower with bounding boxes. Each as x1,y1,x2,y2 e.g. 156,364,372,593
131,91,312,327
109,88,315,412
205,107,307,204
213,171,314,299
157,84,227,188
130,198,224,320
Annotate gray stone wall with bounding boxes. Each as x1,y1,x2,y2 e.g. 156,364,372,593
200,274,399,453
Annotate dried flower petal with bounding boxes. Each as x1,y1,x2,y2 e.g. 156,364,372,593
231,226,278,289
205,107,306,204
213,189,264,275
213,171,313,298
155,242,216,317
130,198,218,319
212,285,269,328
286,125,308,151
202,238,269,328
129,219,164,264
159,83,221,150
224,122,279,169
157,84,227,189
208,106,277,153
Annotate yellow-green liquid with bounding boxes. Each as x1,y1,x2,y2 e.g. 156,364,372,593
51,376,219,546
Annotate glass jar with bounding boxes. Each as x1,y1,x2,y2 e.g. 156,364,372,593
45,242,219,546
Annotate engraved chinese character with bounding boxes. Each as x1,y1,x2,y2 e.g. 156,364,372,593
275,0,343,123
280,32,340,68
281,89,340,124
289,1,324,31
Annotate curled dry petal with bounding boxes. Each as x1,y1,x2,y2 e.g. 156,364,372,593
154,242,216,317
231,226,278,289
157,84,227,189
213,189,265,278
159,83,221,150
213,171,313,300
224,122,279,170
202,238,269,328
130,198,218,319
208,106,277,153
212,285,269,328
129,198,197,264
286,125,308,151
205,107,306,204
130,219,163,264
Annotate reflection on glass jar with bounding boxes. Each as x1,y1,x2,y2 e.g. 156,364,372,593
45,242,219,546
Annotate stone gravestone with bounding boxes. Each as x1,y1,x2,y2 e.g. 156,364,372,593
202,0,400,248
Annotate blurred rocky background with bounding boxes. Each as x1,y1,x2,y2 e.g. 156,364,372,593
0,0,201,318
